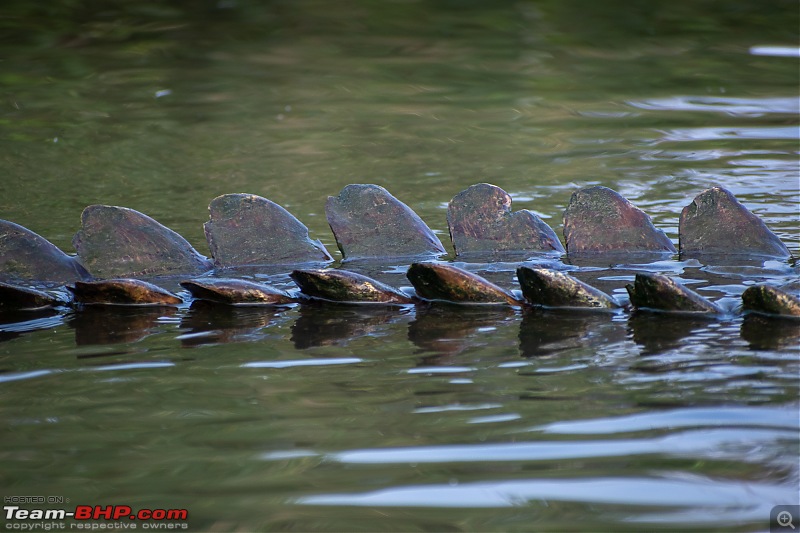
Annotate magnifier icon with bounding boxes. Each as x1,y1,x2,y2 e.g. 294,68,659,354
778,511,796,529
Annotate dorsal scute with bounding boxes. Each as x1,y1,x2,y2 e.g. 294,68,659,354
326,184,446,261
563,186,676,255
679,186,791,259
0,219,90,283
447,183,564,257
204,193,332,267
73,205,212,278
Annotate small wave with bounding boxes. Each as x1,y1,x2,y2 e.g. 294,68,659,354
629,96,799,116
296,474,790,515
750,45,800,57
407,366,476,374
531,405,798,434
322,427,795,464
659,125,799,142
0,369,57,383
85,362,176,372
242,357,362,368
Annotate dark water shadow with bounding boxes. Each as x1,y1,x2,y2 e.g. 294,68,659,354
291,301,411,349
740,314,800,351
627,311,717,356
68,306,177,346
518,308,622,358
0,308,66,342
179,300,291,347
409,302,516,361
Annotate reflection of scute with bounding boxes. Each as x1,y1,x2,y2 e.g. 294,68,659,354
741,314,800,350
70,306,178,346
410,304,516,358
178,301,288,347
519,309,623,358
291,304,406,349
627,312,718,356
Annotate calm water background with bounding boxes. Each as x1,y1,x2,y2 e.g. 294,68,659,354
1,1,798,531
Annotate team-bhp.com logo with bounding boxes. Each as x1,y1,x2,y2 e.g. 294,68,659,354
4,504,188,530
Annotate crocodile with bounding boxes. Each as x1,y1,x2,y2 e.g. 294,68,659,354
0,184,797,322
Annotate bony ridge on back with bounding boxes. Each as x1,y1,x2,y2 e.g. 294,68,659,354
0,184,796,318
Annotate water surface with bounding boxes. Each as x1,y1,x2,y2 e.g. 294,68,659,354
1,1,798,531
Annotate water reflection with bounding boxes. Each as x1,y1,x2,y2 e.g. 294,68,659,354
408,303,516,360
0,309,64,342
519,309,621,357
740,314,800,350
291,302,410,349
4,297,796,355
178,300,291,347
627,311,719,356
69,306,177,346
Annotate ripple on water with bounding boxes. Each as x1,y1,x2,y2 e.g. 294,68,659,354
407,366,477,374
530,405,798,434
0,369,58,383
295,475,791,526
242,358,363,369
658,125,799,143
628,95,799,116
310,426,796,466
750,45,800,57
0,314,66,333
83,362,176,372
413,403,503,414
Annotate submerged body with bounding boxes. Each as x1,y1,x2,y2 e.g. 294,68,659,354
407,262,521,305
180,278,296,306
626,273,723,314
290,269,416,304
517,267,620,309
68,279,182,306
741,284,800,317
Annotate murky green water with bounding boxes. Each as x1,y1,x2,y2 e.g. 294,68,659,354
1,1,798,531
